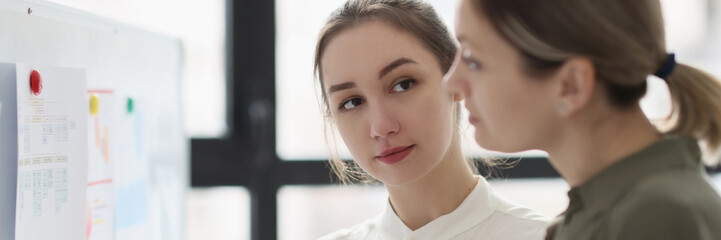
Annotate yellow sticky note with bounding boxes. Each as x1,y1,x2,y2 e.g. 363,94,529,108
90,94,99,116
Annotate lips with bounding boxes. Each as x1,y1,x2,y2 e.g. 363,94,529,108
376,145,415,165
468,115,479,124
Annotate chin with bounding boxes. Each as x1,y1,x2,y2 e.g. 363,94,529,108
375,166,432,187
377,173,420,187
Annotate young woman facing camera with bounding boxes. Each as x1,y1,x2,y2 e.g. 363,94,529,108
315,0,547,239
445,0,721,239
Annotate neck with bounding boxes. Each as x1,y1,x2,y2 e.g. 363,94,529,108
385,142,476,230
547,104,661,187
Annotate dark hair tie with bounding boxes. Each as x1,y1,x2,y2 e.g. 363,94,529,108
654,53,676,79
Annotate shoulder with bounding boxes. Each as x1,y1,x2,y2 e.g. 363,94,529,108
608,172,721,239
459,198,550,240
494,197,551,224
316,216,381,240
486,210,549,239
609,196,704,239
617,170,721,213
455,209,549,240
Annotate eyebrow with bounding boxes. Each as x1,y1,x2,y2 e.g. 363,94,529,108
328,82,356,95
379,57,417,79
327,57,418,95
455,35,481,53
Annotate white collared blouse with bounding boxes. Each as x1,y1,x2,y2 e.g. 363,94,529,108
319,177,549,240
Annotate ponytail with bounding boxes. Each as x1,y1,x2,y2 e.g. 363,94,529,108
665,63,721,165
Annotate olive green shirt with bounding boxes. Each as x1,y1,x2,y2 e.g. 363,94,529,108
547,136,721,240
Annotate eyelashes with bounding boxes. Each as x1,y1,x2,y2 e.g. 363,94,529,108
337,78,417,112
392,78,415,92
339,97,363,111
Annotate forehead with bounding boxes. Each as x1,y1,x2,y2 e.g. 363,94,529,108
455,0,496,50
320,20,439,85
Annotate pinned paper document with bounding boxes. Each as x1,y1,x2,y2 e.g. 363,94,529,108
86,90,117,240
14,63,88,240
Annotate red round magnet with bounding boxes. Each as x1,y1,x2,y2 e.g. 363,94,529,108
30,70,43,96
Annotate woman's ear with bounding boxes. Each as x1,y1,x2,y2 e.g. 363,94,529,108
554,57,595,117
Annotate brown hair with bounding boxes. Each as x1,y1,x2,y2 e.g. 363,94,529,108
471,0,721,164
314,0,465,183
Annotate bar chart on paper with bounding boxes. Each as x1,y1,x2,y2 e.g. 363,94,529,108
87,90,151,240
87,90,117,240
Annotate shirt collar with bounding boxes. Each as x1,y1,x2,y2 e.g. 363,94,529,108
564,135,702,222
378,177,501,240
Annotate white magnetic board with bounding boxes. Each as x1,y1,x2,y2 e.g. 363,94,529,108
0,0,188,239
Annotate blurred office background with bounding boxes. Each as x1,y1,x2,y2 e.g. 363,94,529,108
46,0,721,239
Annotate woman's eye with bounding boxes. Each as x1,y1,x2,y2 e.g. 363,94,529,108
462,49,482,70
340,98,363,111
467,61,480,70
392,79,416,92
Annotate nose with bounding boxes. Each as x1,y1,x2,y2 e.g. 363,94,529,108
369,103,400,140
443,55,468,99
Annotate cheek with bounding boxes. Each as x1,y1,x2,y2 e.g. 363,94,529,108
471,76,531,128
468,79,500,117
333,114,370,156
487,78,553,135
406,93,456,143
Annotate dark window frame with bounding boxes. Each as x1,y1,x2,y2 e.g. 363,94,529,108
190,1,720,239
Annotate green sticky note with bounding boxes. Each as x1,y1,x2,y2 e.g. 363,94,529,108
127,97,134,114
